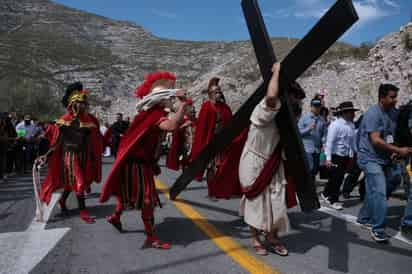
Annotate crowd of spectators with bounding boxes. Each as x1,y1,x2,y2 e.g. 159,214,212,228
299,84,412,243
0,112,52,182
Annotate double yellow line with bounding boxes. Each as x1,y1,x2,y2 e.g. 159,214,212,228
155,180,280,274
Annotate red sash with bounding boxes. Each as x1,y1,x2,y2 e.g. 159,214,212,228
241,145,297,208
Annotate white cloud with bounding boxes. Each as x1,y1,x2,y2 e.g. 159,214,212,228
263,9,291,20
151,9,178,20
382,0,400,9
353,0,400,24
261,0,400,25
294,8,328,19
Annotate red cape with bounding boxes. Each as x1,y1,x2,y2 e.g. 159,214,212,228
44,124,59,144
240,142,297,209
207,128,248,199
99,107,167,203
207,126,297,207
191,101,232,180
166,117,191,171
41,112,103,204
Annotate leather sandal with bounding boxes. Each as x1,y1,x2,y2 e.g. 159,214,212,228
268,241,288,256
253,243,268,256
142,237,171,250
80,210,95,224
106,215,122,232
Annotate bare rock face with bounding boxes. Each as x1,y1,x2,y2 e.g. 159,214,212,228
1,0,410,121
290,23,412,112
190,23,412,115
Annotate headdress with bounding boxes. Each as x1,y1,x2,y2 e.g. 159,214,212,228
337,101,359,113
62,82,88,108
135,71,176,99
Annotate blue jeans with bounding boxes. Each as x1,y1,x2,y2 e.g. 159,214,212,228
402,183,412,227
306,153,320,179
357,161,401,233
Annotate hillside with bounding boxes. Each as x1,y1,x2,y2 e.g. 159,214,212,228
0,0,371,120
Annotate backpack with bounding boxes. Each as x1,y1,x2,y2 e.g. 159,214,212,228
395,101,412,147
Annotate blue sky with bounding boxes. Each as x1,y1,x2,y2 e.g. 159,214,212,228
52,0,411,45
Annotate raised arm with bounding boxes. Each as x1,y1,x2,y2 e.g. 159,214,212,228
265,63,280,108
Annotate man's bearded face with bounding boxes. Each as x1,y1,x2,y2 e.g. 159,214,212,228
209,85,224,103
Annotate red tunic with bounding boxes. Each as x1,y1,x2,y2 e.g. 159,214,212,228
206,128,248,199
166,116,192,171
40,112,103,204
44,124,59,144
190,101,232,181
100,107,167,204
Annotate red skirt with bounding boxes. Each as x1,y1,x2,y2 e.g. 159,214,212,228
119,161,161,210
62,151,87,194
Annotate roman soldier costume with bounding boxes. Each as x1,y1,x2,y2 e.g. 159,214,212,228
191,78,233,198
40,82,103,224
100,71,186,249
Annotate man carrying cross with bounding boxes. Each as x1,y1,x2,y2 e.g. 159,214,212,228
239,63,305,256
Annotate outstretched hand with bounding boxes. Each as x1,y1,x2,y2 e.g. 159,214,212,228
35,155,47,166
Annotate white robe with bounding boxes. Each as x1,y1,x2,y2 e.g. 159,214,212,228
239,98,290,233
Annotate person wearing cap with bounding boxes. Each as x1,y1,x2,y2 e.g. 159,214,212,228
321,101,359,210
100,71,188,249
37,82,103,224
298,98,327,180
190,77,233,200
341,114,366,201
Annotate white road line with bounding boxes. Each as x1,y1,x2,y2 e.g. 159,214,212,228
318,206,412,246
0,192,69,274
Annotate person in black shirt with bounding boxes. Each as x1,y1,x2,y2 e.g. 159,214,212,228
110,113,129,157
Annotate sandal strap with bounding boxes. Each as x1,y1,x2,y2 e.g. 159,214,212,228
144,237,171,250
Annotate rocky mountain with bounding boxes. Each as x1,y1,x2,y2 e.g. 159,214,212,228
1,0,407,122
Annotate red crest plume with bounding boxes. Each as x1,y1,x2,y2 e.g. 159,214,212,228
135,71,176,98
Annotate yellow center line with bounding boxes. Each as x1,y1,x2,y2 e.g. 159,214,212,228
155,179,281,274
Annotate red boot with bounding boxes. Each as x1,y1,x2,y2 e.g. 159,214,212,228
106,214,122,232
80,210,95,224
142,208,170,250
142,236,171,250
58,190,70,214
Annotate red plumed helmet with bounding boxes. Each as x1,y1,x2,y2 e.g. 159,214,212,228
186,98,193,105
135,71,176,98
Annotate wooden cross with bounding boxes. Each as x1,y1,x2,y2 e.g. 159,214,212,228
170,0,358,212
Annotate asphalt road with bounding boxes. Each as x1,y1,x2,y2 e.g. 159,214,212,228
1,157,412,274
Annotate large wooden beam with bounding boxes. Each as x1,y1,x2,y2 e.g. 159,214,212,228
170,0,358,212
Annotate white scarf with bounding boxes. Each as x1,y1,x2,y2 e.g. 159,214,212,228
135,89,178,112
